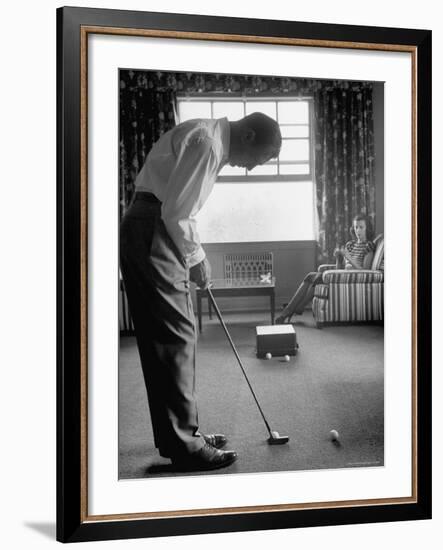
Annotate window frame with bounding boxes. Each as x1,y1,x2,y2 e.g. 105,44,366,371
176,93,315,183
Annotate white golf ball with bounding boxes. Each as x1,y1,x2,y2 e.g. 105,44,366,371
330,429,339,441
284,355,290,362
265,352,272,360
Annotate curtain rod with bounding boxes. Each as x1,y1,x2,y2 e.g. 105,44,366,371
176,93,313,100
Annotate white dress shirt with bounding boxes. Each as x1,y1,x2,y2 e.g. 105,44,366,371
134,117,230,268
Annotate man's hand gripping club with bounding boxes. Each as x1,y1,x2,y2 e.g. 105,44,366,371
189,257,212,289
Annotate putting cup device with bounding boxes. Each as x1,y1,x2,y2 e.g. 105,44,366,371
256,324,299,359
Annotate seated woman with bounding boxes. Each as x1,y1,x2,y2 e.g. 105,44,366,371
275,214,375,324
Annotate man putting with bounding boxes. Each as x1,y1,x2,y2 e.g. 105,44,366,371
120,113,282,472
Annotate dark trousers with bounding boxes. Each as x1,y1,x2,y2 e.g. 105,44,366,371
283,271,324,317
120,194,204,458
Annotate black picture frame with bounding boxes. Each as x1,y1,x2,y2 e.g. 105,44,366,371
57,6,432,543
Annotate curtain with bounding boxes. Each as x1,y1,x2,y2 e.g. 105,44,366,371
119,82,177,218
314,85,375,262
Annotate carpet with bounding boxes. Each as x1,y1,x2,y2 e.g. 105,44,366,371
118,310,384,479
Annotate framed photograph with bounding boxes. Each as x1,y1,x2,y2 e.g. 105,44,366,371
57,6,432,543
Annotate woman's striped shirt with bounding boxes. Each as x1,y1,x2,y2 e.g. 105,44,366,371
344,240,375,269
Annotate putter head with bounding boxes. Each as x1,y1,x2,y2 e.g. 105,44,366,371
267,432,290,445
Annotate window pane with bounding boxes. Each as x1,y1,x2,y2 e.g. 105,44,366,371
178,101,211,120
196,181,315,242
247,164,278,176
279,163,310,175
212,101,244,120
277,101,309,124
281,125,309,138
245,101,276,119
279,139,310,161
219,164,246,176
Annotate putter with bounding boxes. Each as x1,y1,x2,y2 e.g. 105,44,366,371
206,287,289,445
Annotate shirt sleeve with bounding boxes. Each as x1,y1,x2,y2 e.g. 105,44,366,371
161,132,218,268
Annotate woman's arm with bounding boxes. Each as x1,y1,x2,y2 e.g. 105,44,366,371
344,251,361,269
343,244,362,269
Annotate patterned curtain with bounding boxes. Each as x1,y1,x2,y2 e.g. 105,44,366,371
119,76,177,217
314,85,375,262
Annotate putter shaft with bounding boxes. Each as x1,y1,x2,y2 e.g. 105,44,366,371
207,287,276,438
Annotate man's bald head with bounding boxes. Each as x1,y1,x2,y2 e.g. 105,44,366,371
239,112,282,156
228,112,282,171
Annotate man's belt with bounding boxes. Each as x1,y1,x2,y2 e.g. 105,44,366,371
134,191,161,204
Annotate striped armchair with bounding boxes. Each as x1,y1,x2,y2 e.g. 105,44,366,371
312,235,384,326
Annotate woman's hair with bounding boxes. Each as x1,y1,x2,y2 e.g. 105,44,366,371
350,213,374,241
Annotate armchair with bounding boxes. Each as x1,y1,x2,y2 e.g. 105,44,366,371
312,235,384,326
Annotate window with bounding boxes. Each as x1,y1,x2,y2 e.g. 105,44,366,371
177,94,315,243
177,96,313,182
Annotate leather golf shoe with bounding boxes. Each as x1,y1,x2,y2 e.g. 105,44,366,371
158,434,227,459
171,442,237,472
202,433,228,449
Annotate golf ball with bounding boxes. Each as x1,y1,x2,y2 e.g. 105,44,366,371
284,355,290,362
265,352,272,360
330,429,339,441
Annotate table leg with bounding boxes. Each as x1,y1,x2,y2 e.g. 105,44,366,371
208,297,212,320
270,289,275,325
197,290,203,332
